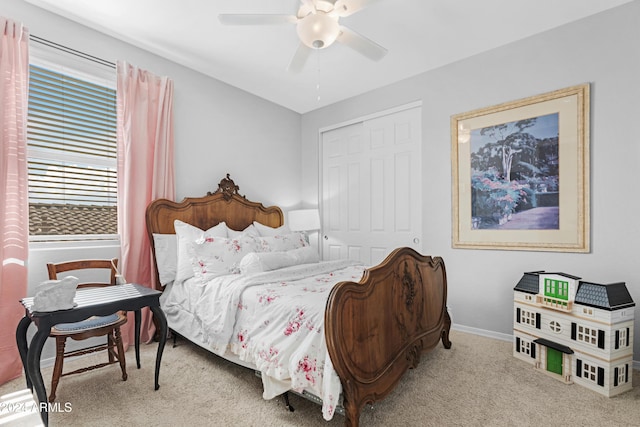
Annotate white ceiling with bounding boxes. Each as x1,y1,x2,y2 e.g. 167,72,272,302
25,0,632,114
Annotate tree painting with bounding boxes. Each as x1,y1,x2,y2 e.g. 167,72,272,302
470,113,559,230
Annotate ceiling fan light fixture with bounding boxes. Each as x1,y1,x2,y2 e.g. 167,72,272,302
296,12,340,49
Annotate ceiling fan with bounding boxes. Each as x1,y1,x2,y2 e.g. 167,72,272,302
219,0,388,73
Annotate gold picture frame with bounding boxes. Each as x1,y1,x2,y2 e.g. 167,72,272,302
451,84,590,252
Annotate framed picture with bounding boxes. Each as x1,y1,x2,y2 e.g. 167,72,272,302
451,84,590,252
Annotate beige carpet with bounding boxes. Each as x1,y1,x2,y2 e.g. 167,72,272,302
2,330,640,426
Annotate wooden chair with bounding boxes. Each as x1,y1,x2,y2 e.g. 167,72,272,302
46,258,128,402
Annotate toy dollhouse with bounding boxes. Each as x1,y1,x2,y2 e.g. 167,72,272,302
513,271,634,397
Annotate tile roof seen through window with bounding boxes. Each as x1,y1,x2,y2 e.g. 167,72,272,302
29,203,117,235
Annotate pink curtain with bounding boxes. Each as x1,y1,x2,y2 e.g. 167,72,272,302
0,17,29,384
116,61,174,345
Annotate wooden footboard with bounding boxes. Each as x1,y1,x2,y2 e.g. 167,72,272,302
325,247,451,427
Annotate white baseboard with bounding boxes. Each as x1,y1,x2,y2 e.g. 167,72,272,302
451,323,513,342
38,353,91,369
451,322,640,370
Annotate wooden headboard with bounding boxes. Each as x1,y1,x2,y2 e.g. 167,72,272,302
145,174,284,288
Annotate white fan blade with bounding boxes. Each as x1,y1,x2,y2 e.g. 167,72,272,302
333,0,383,17
336,25,387,61
287,43,312,73
300,0,317,14
218,14,297,25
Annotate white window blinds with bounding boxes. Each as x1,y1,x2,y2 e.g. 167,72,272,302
27,42,117,238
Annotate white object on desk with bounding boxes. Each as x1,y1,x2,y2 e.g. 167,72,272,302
32,276,79,312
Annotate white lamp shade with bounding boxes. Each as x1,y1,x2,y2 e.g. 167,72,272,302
296,12,340,49
288,209,321,231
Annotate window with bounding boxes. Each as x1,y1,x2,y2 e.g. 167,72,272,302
577,325,597,345
572,323,605,349
616,365,627,387
581,361,597,382
519,340,532,356
521,309,536,327
617,328,628,349
549,321,562,333
515,337,536,359
577,359,605,387
27,41,117,240
544,278,569,301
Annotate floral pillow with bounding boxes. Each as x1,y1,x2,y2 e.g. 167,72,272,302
227,224,260,238
253,221,291,237
174,220,228,284
239,246,319,275
190,235,258,283
257,232,308,253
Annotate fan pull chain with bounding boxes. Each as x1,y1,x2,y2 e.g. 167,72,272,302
316,49,321,102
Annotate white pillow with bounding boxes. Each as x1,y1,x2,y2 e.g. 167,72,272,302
239,246,319,274
190,235,258,282
227,224,260,238
256,232,308,252
152,233,178,286
253,221,291,237
174,220,228,284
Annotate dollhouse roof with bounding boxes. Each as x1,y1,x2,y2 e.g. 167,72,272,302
513,272,541,294
575,282,635,311
514,272,635,311
533,338,574,354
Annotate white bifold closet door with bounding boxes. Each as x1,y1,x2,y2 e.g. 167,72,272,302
321,105,422,266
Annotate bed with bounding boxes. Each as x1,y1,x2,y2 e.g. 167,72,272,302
145,174,452,426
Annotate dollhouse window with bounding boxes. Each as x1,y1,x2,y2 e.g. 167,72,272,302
617,329,628,348
582,307,593,316
516,339,536,359
582,362,597,382
616,365,627,386
572,323,605,349
549,321,562,333
544,278,569,300
521,310,536,326
578,360,605,387
577,325,597,345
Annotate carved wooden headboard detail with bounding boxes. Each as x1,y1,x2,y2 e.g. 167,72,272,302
145,174,284,288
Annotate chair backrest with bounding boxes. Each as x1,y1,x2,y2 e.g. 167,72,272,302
47,258,118,288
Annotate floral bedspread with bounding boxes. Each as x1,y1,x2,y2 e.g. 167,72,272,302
190,259,364,420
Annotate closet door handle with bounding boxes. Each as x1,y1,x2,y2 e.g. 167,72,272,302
324,235,328,240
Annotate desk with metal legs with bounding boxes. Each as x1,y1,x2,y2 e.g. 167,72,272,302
16,284,167,426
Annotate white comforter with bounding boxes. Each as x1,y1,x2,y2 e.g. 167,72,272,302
162,259,365,420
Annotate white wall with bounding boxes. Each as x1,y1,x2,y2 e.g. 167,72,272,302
4,0,302,362
301,3,640,357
